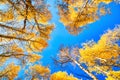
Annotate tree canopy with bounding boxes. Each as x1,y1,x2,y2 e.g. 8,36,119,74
0,0,53,79
0,0,120,80
57,0,112,35
56,26,120,80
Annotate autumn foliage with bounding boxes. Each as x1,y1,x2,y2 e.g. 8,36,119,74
58,0,112,35
56,26,120,80
0,0,54,54
0,0,53,79
50,71,78,80
0,63,20,80
0,0,120,80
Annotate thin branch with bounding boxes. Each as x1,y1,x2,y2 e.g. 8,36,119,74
0,23,26,33
22,0,29,30
0,34,41,43
0,52,31,58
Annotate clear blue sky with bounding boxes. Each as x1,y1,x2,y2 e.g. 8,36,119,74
40,1,120,80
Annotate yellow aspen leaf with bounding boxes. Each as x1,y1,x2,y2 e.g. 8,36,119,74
33,78,39,80
31,64,50,77
11,44,23,53
37,11,52,24
106,71,120,80
0,9,14,22
28,53,41,63
100,7,107,16
27,37,48,52
39,25,54,39
6,63,20,80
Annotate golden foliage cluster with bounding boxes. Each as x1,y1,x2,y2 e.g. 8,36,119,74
79,27,120,71
50,71,78,80
0,9,14,22
58,0,112,35
55,26,120,80
6,63,20,80
30,64,50,77
0,63,20,80
0,0,53,79
106,71,120,80
28,54,41,63
27,37,48,52
0,0,54,53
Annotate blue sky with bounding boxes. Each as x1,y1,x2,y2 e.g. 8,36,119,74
0,0,120,80
40,1,120,80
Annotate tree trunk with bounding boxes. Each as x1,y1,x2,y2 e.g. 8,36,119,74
72,59,98,80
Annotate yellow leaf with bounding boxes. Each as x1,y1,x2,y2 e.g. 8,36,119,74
50,71,78,80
